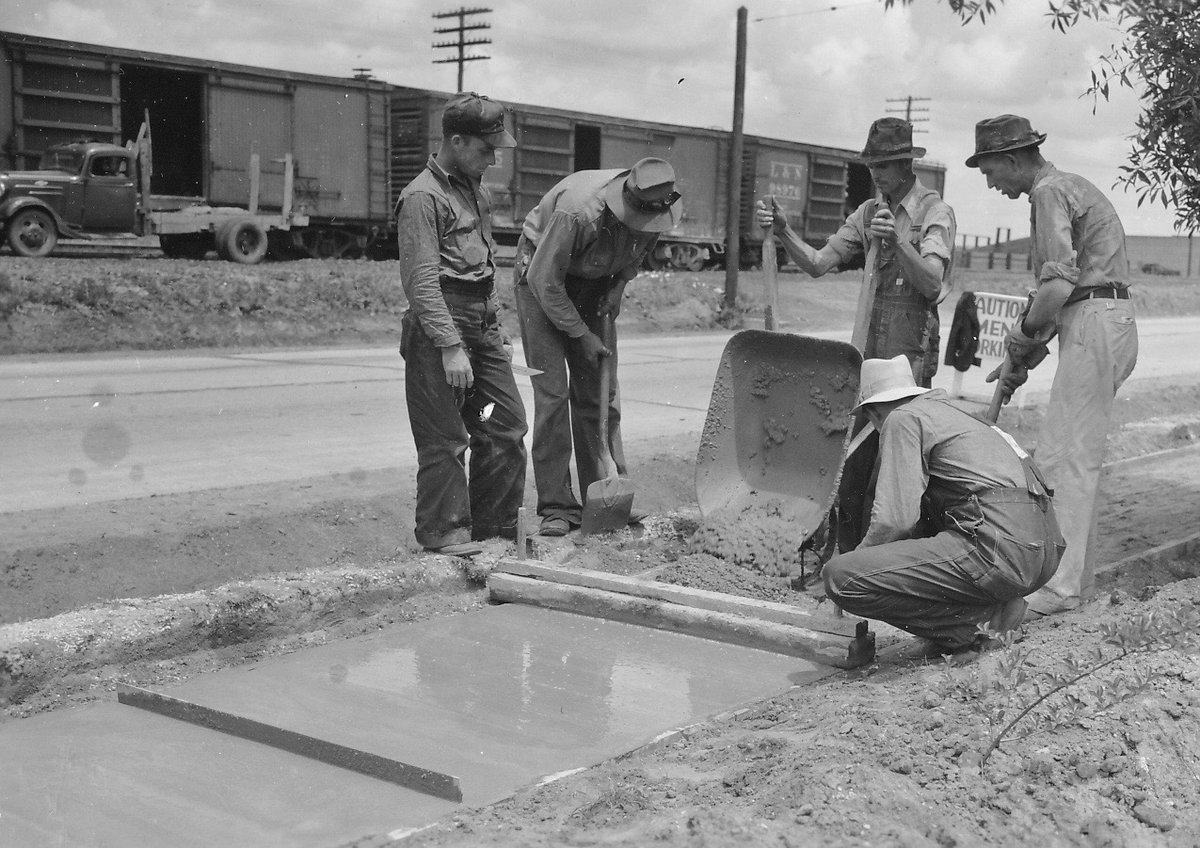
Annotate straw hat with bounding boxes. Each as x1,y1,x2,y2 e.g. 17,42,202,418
851,355,930,411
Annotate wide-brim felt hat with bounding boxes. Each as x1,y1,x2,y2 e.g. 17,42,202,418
965,114,1046,167
859,117,926,164
851,354,931,411
604,157,683,233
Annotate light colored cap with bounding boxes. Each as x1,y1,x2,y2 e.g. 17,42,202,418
851,354,931,411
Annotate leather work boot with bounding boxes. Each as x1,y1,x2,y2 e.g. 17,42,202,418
987,597,1028,635
424,541,484,558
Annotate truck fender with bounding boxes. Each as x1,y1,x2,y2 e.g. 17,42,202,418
0,196,63,231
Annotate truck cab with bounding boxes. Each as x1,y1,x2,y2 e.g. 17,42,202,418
0,141,140,256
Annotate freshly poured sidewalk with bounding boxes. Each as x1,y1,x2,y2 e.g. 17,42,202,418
0,603,828,846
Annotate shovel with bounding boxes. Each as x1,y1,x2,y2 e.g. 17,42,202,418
579,312,634,535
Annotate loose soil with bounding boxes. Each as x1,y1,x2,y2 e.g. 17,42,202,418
3,257,1200,846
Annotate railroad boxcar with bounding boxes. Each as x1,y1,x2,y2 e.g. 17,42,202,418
0,30,391,259
0,30,947,268
388,86,946,270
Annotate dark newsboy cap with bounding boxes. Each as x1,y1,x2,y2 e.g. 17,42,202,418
442,92,517,148
965,114,1046,167
859,117,926,164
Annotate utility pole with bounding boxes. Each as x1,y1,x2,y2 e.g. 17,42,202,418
885,95,931,132
724,6,747,308
432,7,492,92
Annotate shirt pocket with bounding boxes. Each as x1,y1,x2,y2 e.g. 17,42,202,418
446,217,489,270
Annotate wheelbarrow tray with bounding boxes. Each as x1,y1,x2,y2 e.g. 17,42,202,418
695,331,862,549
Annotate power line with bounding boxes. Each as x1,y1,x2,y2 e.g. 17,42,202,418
432,7,492,92
753,1,878,22
886,95,931,133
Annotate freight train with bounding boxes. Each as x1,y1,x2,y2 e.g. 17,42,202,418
0,30,946,268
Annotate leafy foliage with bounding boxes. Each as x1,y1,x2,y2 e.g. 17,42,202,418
886,0,1200,232
942,604,1200,770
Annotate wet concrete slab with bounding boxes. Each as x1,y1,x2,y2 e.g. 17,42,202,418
0,702,455,848
129,604,830,807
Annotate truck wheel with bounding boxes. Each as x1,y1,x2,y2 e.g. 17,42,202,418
159,233,211,260
6,209,58,258
217,220,269,264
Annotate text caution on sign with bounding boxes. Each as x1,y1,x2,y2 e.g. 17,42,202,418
950,291,1030,405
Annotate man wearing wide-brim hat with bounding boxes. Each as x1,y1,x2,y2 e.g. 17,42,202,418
966,114,1138,617
822,355,1063,655
756,117,957,554
756,116,956,386
514,158,681,537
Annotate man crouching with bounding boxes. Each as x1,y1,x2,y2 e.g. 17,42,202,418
824,355,1064,654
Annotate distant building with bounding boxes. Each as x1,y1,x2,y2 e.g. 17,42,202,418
962,234,1197,278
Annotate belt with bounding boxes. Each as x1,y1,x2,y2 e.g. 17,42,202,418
1066,285,1130,305
440,278,494,299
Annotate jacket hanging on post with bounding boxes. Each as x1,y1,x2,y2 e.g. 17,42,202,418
944,290,981,372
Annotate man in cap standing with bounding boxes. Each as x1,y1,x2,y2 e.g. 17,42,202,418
823,355,1063,654
514,158,682,537
967,114,1138,616
396,92,528,556
755,117,957,553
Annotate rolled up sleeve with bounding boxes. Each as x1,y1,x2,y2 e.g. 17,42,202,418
398,192,460,347
919,204,955,267
1032,187,1081,287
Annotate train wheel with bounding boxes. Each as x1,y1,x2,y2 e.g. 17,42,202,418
159,233,211,260
217,220,269,264
295,227,360,259
668,243,708,272
6,209,58,257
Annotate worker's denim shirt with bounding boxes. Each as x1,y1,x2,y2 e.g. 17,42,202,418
520,169,658,338
396,156,500,348
1029,162,1130,290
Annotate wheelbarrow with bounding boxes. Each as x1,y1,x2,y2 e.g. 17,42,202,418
693,233,863,576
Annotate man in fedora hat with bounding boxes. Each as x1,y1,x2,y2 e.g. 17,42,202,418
967,114,1138,617
396,92,528,557
756,116,957,553
514,157,681,536
823,355,1063,654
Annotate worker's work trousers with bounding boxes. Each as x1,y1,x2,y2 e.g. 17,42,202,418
400,293,528,548
825,489,1062,649
1025,297,1137,614
515,280,626,524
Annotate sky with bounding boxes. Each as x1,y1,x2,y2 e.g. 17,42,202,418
1,0,1182,240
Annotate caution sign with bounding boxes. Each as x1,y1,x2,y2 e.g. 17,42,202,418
948,291,1029,404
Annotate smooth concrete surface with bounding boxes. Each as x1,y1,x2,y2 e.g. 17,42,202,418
0,702,455,848
133,604,829,807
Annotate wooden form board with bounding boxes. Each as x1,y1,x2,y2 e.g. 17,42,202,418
117,683,462,802
496,558,863,636
490,559,874,669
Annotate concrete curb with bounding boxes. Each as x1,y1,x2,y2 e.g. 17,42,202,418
0,559,479,709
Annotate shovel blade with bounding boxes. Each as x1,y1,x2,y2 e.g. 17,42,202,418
579,475,635,535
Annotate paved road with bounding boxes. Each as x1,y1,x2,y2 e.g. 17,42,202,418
3,317,1199,514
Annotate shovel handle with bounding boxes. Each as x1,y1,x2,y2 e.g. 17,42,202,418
762,225,779,332
596,313,618,479
986,357,1012,424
